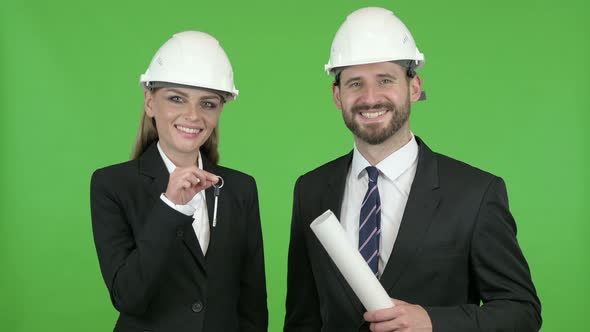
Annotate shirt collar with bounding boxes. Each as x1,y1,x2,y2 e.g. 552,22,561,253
351,134,419,182
157,141,203,174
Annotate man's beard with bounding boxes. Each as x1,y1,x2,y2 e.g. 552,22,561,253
342,96,411,145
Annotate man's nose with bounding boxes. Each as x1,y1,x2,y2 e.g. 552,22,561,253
361,85,380,105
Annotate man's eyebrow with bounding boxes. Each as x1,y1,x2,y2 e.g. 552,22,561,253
343,76,362,86
377,73,397,80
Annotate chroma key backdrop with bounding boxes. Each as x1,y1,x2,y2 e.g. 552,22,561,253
1,0,588,331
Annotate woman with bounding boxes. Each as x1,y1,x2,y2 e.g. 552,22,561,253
90,31,268,332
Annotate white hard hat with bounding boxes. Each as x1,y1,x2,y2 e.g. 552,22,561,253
325,7,425,75
140,31,239,101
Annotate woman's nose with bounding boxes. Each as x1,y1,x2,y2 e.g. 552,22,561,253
184,104,201,120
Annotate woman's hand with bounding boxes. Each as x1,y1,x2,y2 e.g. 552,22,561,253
164,166,219,205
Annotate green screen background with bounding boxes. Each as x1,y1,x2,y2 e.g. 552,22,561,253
1,0,588,330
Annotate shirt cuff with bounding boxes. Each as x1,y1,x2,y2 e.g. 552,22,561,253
160,194,196,217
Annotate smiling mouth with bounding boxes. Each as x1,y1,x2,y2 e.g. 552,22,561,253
175,125,202,134
359,110,388,119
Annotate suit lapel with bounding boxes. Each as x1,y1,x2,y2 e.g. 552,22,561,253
180,224,207,273
323,153,351,221
379,137,441,293
138,143,169,203
139,143,207,272
320,152,366,314
202,155,219,260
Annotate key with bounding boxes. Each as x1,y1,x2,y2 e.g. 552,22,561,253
212,176,224,227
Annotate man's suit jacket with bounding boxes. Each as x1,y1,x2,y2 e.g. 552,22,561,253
284,137,541,332
90,143,268,332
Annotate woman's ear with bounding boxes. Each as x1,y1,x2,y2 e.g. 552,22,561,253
144,89,155,118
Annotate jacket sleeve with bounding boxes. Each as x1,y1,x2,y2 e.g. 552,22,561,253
425,177,542,331
90,169,192,315
284,177,323,332
238,177,269,332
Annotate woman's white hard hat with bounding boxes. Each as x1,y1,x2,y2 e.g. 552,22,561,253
140,31,239,101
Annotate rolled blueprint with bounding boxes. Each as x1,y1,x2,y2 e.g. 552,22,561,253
310,210,393,311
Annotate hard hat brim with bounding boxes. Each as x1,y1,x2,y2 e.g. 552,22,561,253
141,81,236,102
325,56,425,75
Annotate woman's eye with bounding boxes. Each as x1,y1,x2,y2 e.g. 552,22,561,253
168,96,184,103
202,101,218,109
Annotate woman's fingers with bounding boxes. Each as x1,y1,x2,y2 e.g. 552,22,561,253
165,166,219,204
192,169,219,185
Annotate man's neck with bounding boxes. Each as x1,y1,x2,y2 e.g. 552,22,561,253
355,126,412,166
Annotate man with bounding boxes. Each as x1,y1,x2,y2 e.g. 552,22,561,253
284,7,541,332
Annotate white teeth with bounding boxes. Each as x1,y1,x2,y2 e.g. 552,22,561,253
176,125,201,134
361,110,386,119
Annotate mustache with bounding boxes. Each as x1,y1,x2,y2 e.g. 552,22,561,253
351,102,394,113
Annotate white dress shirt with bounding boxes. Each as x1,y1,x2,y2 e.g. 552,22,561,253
340,135,419,276
157,142,210,255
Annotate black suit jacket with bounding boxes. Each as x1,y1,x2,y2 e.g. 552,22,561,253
90,143,268,332
284,137,541,332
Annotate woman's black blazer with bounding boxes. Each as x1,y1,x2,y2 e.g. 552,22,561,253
90,143,268,332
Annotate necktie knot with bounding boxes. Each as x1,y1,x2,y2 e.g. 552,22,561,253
365,166,379,183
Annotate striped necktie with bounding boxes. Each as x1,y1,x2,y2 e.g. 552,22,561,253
359,166,381,276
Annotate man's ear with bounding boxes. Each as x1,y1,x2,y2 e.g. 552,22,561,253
144,89,155,118
332,83,342,110
409,74,423,103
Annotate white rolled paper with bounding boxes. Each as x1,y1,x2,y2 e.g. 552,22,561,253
310,210,393,311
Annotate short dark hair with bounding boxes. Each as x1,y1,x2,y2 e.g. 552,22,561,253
333,60,416,86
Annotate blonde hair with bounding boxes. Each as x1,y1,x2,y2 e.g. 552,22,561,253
130,100,220,164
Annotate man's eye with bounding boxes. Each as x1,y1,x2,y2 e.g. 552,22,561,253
380,79,393,85
349,82,361,88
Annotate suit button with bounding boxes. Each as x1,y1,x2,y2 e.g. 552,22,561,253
192,301,203,313
177,229,184,237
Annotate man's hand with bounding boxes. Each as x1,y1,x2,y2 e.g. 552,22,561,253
364,299,432,332
165,166,219,205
